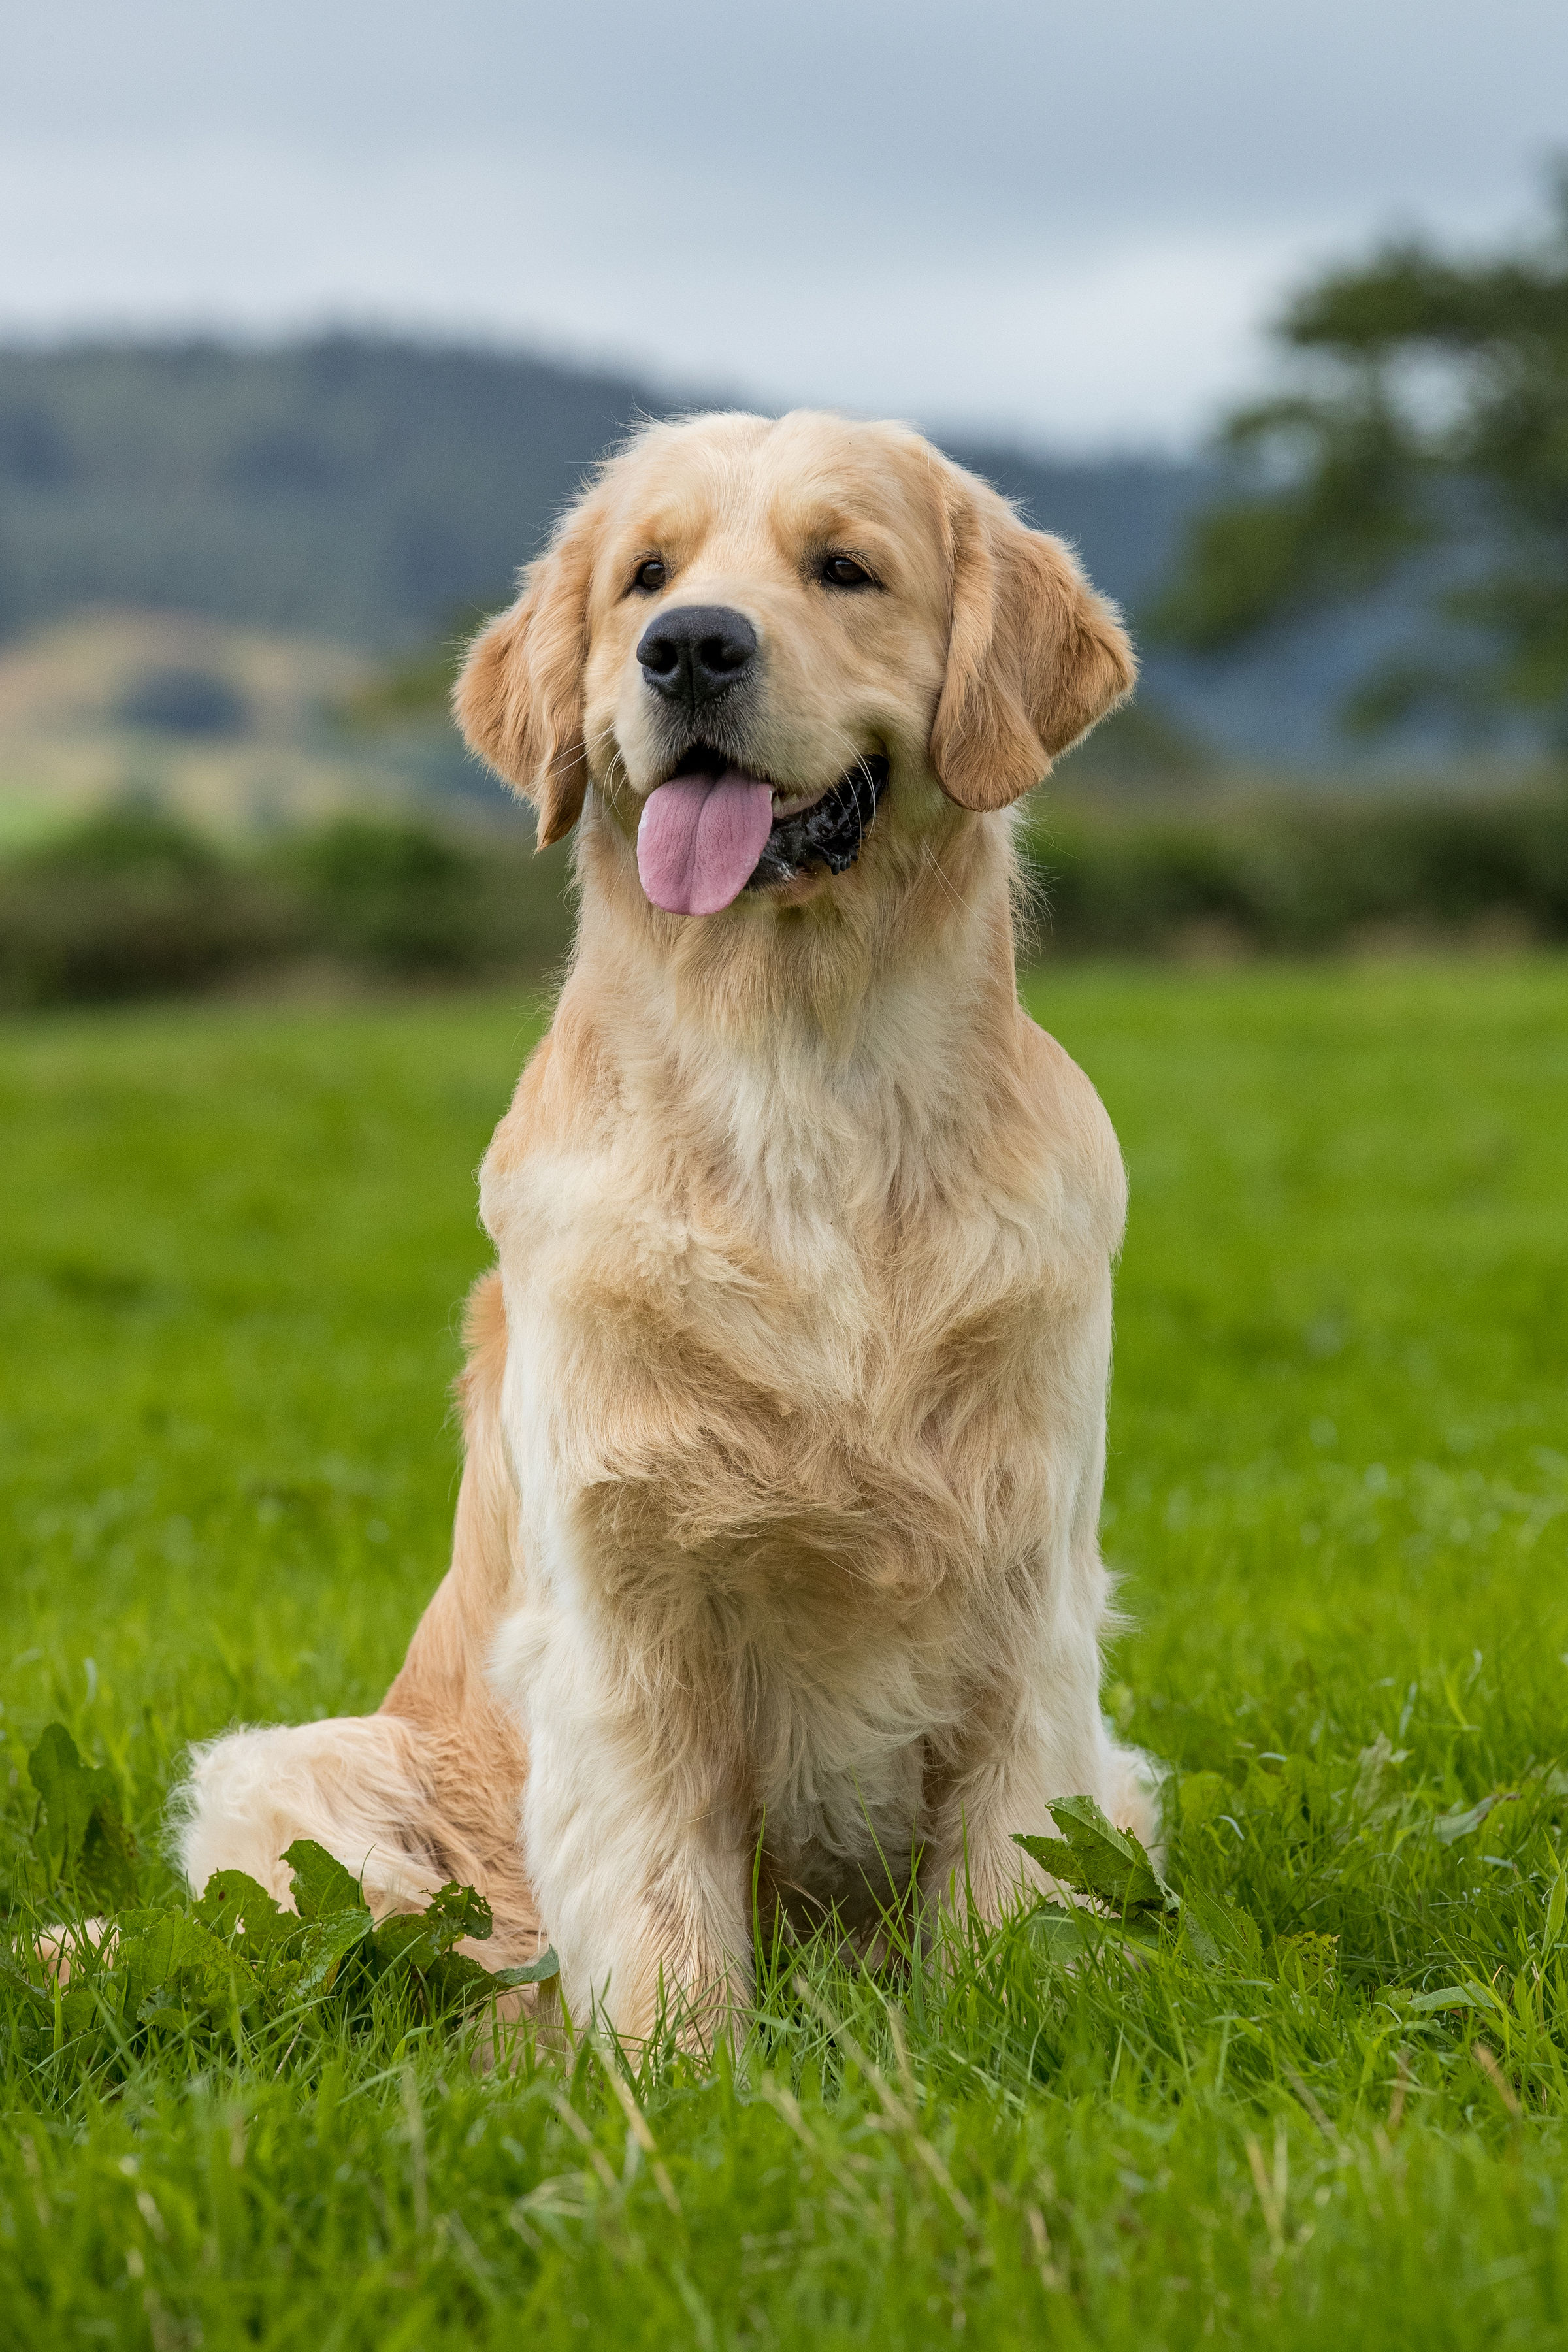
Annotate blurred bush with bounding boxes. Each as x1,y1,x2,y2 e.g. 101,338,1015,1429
0,806,574,1007
0,808,298,1007
1026,791,1568,956
278,819,493,972
3,790,1566,1008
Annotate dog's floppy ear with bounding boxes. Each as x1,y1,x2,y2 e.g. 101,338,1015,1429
453,490,606,847
930,472,1135,813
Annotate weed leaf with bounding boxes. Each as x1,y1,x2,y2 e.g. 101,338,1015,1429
1016,1794,1269,1980
284,1838,370,1923
1015,1795,1171,1914
192,1869,296,1952
1432,1791,1518,1846
371,1879,496,1976
1275,1931,1339,1994
421,1880,494,1948
115,1909,260,2016
1352,1731,1410,1822
1173,1771,1228,1830
296,1908,375,1996
1408,1982,1499,2015
0,1950,51,2010
27,1721,137,1903
492,1947,561,1989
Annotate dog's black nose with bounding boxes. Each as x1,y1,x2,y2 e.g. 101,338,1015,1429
636,605,757,707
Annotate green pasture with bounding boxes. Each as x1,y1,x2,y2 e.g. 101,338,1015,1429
3,956,1567,2347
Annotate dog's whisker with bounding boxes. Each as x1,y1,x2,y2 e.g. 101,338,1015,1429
919,840,966,921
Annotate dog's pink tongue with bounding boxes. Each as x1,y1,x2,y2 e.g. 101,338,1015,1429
636,773,775,916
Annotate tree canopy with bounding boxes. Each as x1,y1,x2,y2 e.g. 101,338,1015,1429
1152,169,1568,749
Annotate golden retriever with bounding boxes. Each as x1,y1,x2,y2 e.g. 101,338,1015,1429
176,408,1153,2038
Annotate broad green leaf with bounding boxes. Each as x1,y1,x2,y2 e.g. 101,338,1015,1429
193,1869,297,1952
368,1910,440,1972
1280,1754,1330,1831
420,1880,494,1951
57,1982,102,2038
1014,1795,1171,1914
384,1942,557,2012
1352,1731,1410,1820
424,1950,502,2008
491,1946,561,1989
1026,1902,1090,1958
1017,1798,1263,1972
116,1910,259,2014
368,1883,500,1978
1433,1791,1518,1846
1026,1902,1161,1960
28,1722,101,1867
1409,1982,1499,2015
80,1808,139,1906
1180,1912,1222,1969
363,1912,555,2007
285,1839,370,1923
1543,1867,1566,1955
27,1722,137,1901
295,1909,374,1996
0,1951,50,2010
1013,1835,1087,1891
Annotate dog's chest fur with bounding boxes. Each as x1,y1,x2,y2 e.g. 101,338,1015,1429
480,983,1124,1884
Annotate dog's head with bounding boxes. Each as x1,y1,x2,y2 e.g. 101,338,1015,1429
456,410,1133,925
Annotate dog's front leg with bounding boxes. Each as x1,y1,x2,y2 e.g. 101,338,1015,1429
924,1658,1154,1931
504,1605,753,2048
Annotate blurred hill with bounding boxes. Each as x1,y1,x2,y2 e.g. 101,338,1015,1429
0,338,638,649
0,336,1203,645
0,609,515,849
0,333,1441,779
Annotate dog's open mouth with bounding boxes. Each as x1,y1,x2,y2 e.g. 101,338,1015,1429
636,745,890,917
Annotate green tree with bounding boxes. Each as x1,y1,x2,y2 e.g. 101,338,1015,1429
1151,168,1568,749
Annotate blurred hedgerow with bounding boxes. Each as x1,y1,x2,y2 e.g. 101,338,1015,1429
5,792,1568,1011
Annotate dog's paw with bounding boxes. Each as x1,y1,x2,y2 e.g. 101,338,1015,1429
36,1916,115,1985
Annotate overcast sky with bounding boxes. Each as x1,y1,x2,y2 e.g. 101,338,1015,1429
5,0,1565,449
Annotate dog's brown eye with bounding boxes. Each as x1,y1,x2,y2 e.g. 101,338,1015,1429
633,557,666,593
822,554,873,589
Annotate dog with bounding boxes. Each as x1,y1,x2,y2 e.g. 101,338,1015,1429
176,408,1154,2038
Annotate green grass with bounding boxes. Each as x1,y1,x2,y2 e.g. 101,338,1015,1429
3,957,1568,2348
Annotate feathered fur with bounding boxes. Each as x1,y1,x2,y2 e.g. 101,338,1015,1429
176,409,1149,2040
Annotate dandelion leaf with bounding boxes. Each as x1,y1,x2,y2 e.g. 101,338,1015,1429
491,1946,561,1989
296,1908,375,1996
192,1868,297,1953
284,1838,370,1923
1014,1794,1171,1914
27,1721,137,1903
1432,1790,1518,1846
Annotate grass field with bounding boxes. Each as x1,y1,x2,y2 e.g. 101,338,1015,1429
3,957,1568,2348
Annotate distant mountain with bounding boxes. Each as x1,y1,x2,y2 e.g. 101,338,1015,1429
0,335,1431,770
0,338,651,648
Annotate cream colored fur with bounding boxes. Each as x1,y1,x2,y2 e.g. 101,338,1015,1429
174,409,1152,2040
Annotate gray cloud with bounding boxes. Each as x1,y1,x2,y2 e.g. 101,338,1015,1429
6,0,1565,445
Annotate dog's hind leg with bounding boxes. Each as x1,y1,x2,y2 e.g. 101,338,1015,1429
374,1269,542,1965
174,1711,445,1916
174,1272,545,1971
